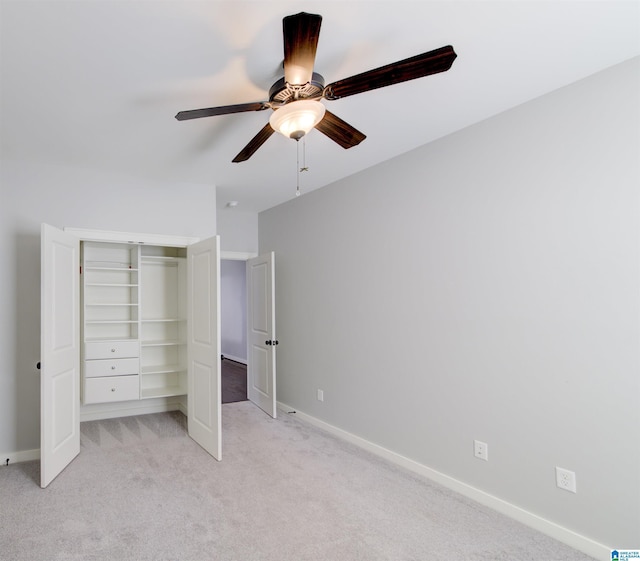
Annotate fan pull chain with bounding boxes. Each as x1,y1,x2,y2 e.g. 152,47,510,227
296,136,309,197
296,140,301,197
301,137,308,173
295,137,309,197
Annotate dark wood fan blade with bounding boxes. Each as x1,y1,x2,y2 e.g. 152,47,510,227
315,110,366,149
323,45,457,100
283,12,322,85
232,122,275,163
175,102,269,121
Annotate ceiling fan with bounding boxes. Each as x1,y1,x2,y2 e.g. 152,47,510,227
175,12,457,163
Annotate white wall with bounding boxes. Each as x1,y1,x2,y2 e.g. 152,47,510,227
220,259,247,363
0,161,216,455
259,58,640,551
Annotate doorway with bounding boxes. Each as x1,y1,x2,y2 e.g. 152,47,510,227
220,258,248,403
220,250,277,418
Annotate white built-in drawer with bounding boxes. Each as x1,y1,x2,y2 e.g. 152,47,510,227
84,358,139,378
84,340,139,360
83,375,139,404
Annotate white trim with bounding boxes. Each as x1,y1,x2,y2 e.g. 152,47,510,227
1,448,40,464
64,227,200,247
276,402,610,561
221,251,258,261
222,354,247,365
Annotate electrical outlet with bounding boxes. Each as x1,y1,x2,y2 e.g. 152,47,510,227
474,440,488,461
555,467,577,493
316,389,324,402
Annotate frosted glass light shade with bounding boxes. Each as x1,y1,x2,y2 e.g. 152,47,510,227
269,100,326,140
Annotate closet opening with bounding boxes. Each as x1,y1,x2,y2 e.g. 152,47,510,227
41,225,221,487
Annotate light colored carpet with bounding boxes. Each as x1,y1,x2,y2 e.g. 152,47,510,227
0,403,595,561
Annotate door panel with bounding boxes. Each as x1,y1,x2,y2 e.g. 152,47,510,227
251,345,269,394
41,224,80,488
187,236,221,460
192,360,213,426
247,252,276,418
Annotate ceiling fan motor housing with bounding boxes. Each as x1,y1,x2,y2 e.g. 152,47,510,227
269,72,325,105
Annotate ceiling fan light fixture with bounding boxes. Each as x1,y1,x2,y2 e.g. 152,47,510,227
176,12,457,163
269,100,326,140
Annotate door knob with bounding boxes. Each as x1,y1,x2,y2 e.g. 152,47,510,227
265,340,280,346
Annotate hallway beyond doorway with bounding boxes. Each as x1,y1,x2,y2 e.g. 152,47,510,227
222,358,247,403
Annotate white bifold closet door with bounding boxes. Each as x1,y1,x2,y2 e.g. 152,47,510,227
187,236,222,459
40,224,81,488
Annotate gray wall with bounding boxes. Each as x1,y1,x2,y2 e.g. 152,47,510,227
0,161,216,455
259,58,640,548
217,208,258,255
220,259,247,363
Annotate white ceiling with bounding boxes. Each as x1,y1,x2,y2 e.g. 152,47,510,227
1,1,638,213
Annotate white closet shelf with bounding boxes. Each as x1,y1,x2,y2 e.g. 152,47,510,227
141,255,183,261
141,340,186,347
85,266,139,272
140,386,187,399
84,259,137,267
141,364,185,375
84,336,138,342
85,320,138,324
141,259,180,268
85,283,139,287
86,303,138,306
141,318,184,323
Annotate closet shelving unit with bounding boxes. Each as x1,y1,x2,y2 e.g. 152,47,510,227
139,247,187,400
81,243,140,404
80,243,189,404
82,245,139,340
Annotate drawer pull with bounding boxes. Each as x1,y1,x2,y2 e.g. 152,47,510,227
111,348,116,353
111,366,116,370
111,388,116,392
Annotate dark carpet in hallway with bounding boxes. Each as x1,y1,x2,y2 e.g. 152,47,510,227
222,358,247,403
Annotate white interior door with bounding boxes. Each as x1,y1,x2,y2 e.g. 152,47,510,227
40,224,80,488
247,252,276,418
187,235,221,460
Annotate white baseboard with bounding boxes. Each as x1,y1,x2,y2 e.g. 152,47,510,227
0,448,40,464
277,402,609,561
221,354,247,365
